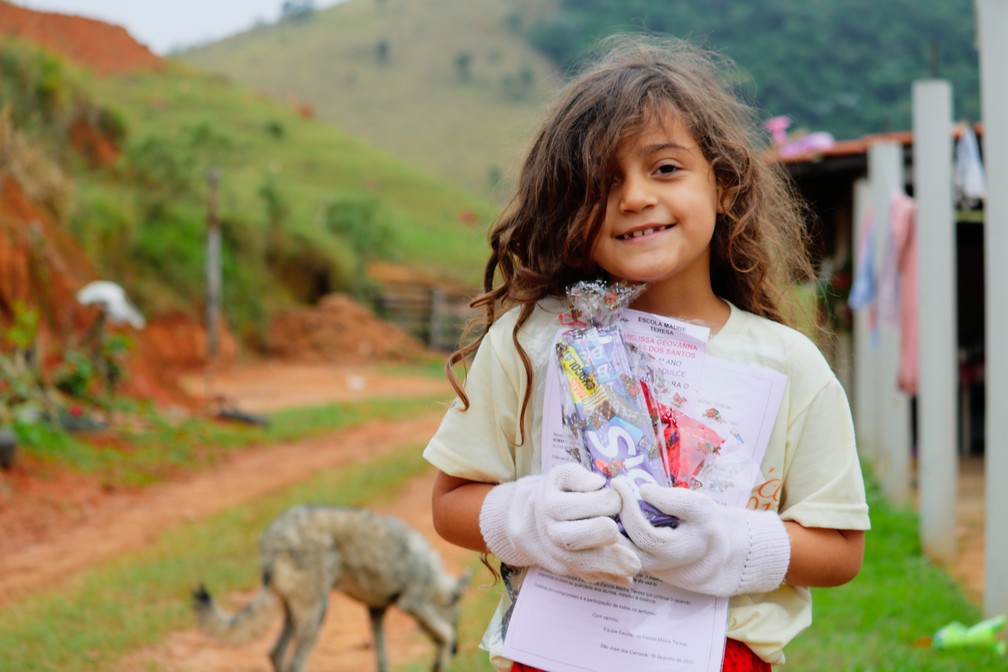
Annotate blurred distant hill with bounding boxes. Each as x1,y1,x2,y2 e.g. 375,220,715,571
526,0,981,140
182,0,562,201
184,0,980,200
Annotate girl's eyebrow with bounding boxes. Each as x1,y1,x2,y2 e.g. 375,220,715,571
642,141,692,154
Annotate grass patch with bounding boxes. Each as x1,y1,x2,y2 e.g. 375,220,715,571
17,394,451,487
781,471,1004,671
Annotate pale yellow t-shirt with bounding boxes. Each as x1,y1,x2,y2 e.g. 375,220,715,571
423,298,870,668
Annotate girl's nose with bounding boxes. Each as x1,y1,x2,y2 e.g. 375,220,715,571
618,173,658,213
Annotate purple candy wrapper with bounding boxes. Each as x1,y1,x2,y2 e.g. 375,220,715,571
556,281,677,529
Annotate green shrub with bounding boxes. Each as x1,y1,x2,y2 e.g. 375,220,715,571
124,120,238,217
0,303,59,430
67,182,135,268
258,169,290,230
52,349,97,400
129,208,206,304
265,119,285,138
33,51,66,116
0,41,69,126
324,193,393,262
95,106,128,145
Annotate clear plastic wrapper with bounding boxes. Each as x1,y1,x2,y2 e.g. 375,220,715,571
555,281,677,528
663,407,725,488
649,391,757,494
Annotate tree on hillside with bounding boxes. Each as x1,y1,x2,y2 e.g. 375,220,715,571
501,65,536,100
375,39,390,65
281,0,315,21
455,51,473,82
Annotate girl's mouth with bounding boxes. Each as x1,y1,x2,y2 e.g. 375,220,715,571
617,224,673,240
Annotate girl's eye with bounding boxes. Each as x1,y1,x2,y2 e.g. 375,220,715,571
655,163,680,176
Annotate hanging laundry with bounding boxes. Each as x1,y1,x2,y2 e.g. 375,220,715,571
848,206,878,347
848,208,876,310
876,194,903,332
889,191,918,395
954,123,986,208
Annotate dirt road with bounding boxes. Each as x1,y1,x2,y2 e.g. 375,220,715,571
0,362,482,671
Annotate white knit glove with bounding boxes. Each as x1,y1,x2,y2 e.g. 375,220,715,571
611,477,790,597
479,463,642,586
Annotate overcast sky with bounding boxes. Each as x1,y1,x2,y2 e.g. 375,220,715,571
16,0,344,54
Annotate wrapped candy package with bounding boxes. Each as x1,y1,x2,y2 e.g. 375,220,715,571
662,406,726,489
555,281,677,528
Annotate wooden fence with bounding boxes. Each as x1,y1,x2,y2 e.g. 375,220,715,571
373,281,475,352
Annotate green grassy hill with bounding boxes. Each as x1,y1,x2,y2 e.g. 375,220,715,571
1,34,492,349
90,60,494,287
181,0,561,202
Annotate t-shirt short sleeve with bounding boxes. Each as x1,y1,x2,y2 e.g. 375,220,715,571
778,374,871,530
423,340,520,483
424,302,563,484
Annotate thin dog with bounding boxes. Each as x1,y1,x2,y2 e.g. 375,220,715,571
193,504,471,672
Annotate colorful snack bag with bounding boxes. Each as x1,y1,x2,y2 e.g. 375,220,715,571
555,281,677,528
663,407,725,489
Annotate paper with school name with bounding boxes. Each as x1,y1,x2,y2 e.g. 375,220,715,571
619,309,787,508
502,310,786,672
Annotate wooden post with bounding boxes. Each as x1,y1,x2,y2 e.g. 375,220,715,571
977,0,1008,620
912,79,958,563
205,167,221,403
867,141,912,506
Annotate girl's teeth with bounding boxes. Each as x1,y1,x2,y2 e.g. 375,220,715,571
624,225,669,239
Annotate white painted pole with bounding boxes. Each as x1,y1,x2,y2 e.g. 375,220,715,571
977,0,1008,620
851,178,878,461
867,141,912,506
912,80,958,563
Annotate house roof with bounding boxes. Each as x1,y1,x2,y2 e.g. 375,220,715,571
773,123,984,166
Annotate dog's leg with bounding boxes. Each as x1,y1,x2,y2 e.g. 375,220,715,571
368,605,390,672
269,601,295,672
283,595,328,672
401,604,455,672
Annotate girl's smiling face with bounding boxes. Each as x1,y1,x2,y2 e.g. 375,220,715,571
591,113,722,302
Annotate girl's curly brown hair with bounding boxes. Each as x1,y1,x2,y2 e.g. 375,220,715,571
447,36,814,435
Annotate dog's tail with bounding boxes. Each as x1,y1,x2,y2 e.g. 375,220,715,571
192,572,278,645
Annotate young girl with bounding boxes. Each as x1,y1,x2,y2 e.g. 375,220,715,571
423,37,869,672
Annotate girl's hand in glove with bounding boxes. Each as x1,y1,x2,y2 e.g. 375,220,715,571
610,477,790,597
479,463,641,586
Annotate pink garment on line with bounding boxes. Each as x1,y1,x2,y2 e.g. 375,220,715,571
889,191,918,394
